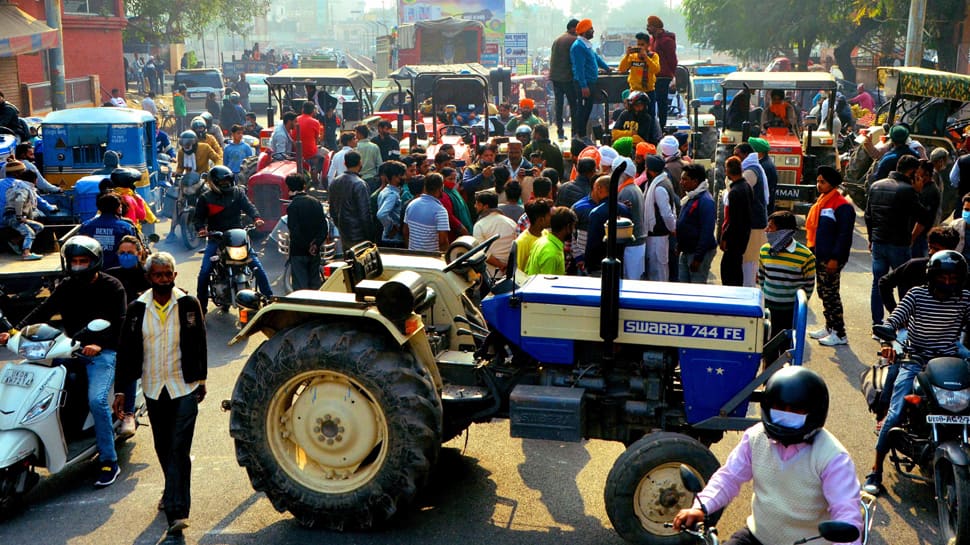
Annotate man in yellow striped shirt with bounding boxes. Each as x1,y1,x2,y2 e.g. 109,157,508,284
758,211,816,358
114,252,207,545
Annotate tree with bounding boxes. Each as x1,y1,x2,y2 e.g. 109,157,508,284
125,0,270,44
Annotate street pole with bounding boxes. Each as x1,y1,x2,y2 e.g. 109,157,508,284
44,0,66,110
904,0,927,67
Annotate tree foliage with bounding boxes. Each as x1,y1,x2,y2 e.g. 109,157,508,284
125,0,269,43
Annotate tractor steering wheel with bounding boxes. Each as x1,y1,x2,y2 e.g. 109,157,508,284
443,234,499,273
439,125,471,138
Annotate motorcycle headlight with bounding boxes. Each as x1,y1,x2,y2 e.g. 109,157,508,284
18,340,54,361
21,392,57,425
932,385,970,413
227,246,249,261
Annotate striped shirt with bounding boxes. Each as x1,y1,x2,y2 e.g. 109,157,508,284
757,241,816,308
404,194,449,252
887,286,970,359
139,289,201,400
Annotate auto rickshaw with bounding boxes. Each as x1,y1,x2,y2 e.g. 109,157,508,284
40,108,166,213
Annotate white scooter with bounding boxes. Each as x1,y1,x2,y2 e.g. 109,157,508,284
0,312,145,514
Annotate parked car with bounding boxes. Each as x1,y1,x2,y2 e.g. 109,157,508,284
245,73,270,111
174,69,224,118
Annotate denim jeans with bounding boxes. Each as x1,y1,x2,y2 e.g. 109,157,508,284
197,239,273,310
875,361,921,455
870,242,912,323
552,81,577,138
655,77,673,128
5,217,43,251
289,255,322,291
84,350,118,464
572,81,597,138
678,249,715,283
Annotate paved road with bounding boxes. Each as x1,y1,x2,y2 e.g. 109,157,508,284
0,213,944,545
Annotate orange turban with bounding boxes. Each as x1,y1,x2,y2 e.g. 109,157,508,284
519,98,535,110
576,19,593,34
636,142,657,157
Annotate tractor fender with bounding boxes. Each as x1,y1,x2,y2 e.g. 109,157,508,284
229,299,442,390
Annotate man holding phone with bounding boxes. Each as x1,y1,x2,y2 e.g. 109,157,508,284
618,32,660,98
524,124,565,178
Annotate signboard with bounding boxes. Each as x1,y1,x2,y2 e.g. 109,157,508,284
505,32,528,68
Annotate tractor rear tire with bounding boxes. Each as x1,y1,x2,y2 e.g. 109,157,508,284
605,432,721,545
237,155,259,188
229,322,442,530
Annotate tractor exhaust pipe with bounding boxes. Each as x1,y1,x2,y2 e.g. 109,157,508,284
599,163,625,364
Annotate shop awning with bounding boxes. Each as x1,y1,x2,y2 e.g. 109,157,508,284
0,3,58,58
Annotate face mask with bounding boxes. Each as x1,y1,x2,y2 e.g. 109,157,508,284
962,210,970,223
769,409,807,429
70,264,88,273
118,253,139,269
765,231,785,246
151,282,175,296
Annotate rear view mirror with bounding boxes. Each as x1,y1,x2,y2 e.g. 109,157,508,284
87,319,111,333
679,464,704,494
148,234,161,243
817,521,860,544
872,324,897,343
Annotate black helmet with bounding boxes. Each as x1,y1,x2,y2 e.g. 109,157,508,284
515,125,532,139
179,130,198,152
208,165,235,193
629,90,650,107
927,250,968,300
760,366,829,446
110,167,141,190
62,235,103,281
191,117,207,134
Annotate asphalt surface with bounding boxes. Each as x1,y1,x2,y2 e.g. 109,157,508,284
0,211,943,545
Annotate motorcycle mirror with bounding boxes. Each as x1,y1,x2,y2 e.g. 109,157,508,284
236,289,262,311
679,464,704,494
87,319,111,332
690,99,701,110
871,324,897,343
817,521,859,543
148,234,161,243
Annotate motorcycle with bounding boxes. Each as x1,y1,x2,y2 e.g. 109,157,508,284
0,311,145,514
207,226,257,314
163,172,206,250
871,324,970,545
666,464,871,545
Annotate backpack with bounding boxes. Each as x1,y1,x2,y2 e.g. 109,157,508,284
859,359,899,421
4,181,30,217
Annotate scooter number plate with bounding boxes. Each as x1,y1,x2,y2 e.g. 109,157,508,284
1,368,34,388
926,415,970,424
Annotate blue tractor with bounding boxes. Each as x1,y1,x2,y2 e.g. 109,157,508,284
227,166,807,544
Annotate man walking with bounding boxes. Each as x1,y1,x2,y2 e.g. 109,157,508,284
569,19,611,139
647,15,677,129
550,19,580,141
284,174,329,291
865,155,924,326
115,252,206,545
328,151,371,250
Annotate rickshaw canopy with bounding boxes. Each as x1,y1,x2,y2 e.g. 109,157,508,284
720,71,838,91
42,107,155,126
264,68,373,92
877,66,970,103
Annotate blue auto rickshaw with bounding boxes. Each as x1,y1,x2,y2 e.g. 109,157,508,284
40,108,166,212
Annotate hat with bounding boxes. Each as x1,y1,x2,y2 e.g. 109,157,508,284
645,155,665,173
714,92,723,102
519,98,535,110
659,135,679,157
5,159,25,175
599,146,618,168
890,124,909,144
636,141,657,157
612,156,636,178
576,19,593,34
621,89,630,102
748,137,770,153
613,136,634,158
578,145,601,168
930,147,948,162
103,150,120,168
817,165,842,187
647,15,663,28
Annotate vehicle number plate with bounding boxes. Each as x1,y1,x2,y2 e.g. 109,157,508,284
189,92,206,99
926,415,970,424
1,368,34,388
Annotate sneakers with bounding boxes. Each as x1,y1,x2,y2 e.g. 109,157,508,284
22,253,42,261
168,519,189,533
809,326,832,340
817,332,848,346
94,461,120,488
119,413,136,438
863,472,885,496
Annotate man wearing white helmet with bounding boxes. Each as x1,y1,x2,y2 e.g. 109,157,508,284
658,134,685,195
711,92,724,123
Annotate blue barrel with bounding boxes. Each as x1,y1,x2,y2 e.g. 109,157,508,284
74,175,105,222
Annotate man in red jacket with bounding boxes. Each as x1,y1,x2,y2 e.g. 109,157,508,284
647,15,677,129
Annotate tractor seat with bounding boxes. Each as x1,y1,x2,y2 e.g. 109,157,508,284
342,241,383,292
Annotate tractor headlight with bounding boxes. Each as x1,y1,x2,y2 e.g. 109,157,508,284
783,156,801,167
376,271,428,323
932,386,970,413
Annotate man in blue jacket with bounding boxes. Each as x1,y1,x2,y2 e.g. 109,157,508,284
676,164,717,283
569,19,611,139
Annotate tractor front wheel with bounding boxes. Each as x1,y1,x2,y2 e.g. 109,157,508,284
605,432,721,545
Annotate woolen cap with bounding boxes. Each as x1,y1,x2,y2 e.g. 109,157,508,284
645,155,665,173
890,124,909,144
817,165,842,187
576,19,593,34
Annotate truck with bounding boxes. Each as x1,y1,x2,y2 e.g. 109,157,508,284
600,31,639,68
396,17,484,68
225,168,808,545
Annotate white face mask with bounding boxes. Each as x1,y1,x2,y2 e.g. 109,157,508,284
769,409,807,429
